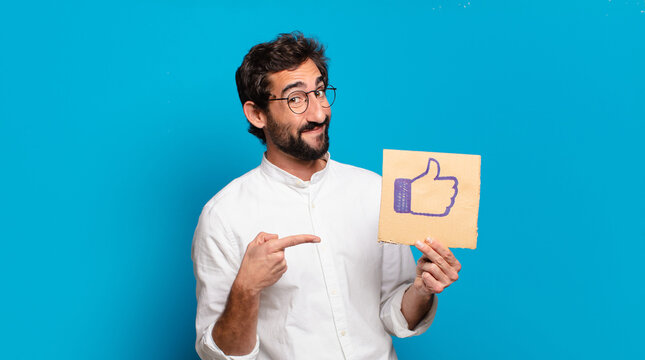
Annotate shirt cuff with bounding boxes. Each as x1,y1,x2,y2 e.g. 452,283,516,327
197,322,260,360
389,285,438,338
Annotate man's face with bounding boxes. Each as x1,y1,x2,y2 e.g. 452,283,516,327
264,59,331,161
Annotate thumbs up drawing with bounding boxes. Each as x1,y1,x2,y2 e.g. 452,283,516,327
394,158,458,217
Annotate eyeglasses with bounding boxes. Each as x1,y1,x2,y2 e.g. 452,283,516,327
268,85,337,114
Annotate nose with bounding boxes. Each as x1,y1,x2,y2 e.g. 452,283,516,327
305,92,328,123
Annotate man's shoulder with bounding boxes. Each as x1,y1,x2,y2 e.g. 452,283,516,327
202,166,262,213
329,159,381,183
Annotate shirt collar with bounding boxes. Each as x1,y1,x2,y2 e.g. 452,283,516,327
260,152,331,189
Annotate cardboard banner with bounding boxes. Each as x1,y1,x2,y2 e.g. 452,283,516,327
378,149,481,249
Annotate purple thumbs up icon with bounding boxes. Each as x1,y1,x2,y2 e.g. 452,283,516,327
394,158,458,217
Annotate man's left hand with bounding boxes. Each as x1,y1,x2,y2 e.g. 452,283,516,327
413,237,461,296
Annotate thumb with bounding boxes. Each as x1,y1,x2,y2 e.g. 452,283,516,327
425,158,441,179
255,232,279,245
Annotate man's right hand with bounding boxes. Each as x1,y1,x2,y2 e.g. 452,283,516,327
212,232,319,355
234,232,320,296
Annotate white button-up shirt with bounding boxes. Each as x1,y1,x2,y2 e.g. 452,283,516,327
192,153,437,360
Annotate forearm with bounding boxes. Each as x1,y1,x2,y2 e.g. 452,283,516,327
212,278,261,356
400,284,434,330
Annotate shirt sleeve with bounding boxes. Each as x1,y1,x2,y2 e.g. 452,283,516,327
197,323,260,360
192,204,260,360
378,243,438,337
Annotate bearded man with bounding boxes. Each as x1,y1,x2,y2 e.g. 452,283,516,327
192,32,462,360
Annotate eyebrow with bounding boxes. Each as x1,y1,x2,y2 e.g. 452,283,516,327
281,81,305,97
280,76,325,96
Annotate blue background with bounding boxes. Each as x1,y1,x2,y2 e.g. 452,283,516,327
1,1,644,359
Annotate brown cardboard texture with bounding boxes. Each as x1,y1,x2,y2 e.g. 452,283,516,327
378,149,481,249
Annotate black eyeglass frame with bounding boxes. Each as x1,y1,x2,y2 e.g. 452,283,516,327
267,85,337,114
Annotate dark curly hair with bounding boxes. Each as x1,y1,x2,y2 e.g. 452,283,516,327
235,31,329,144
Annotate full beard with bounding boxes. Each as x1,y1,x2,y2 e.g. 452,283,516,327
265,115,330,161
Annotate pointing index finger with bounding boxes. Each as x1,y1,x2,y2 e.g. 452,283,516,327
271,234,320,251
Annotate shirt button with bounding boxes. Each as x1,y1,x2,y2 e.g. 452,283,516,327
311,203,315,208
331,289,337,296
340,330,346,337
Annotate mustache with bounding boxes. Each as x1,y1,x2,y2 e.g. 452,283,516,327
298,116,330,134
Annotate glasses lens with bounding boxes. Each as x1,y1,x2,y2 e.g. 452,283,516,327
323,87,336,108
287,91,307,114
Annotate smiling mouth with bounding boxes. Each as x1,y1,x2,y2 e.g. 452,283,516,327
301,124,325,134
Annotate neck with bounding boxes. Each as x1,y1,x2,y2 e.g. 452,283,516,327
265,146,326,181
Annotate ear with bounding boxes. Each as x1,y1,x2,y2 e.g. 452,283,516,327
243,101,267,130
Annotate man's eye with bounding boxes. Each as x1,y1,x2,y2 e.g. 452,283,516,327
314,90,323,98
289,95,303,104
